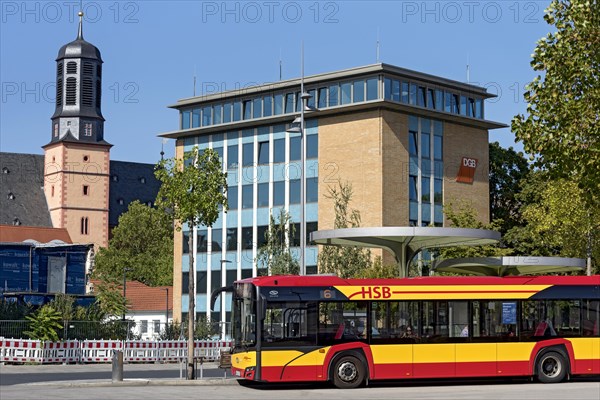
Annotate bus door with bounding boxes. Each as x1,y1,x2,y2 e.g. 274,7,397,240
457,301,498,377
413,301,456,378
261,301,320,382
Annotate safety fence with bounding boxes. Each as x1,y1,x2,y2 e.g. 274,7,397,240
0,337,232,364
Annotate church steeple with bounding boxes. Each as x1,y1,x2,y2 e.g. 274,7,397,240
49,10,107,145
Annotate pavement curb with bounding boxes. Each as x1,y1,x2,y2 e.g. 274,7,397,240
23,378,241,388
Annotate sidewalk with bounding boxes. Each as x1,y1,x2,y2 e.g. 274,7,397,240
0,361,237,387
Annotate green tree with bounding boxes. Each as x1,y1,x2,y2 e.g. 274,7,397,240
92,279,128,318
154,147,227,380
93,200,174,287
489,142,531,234
505,175,600,274
256,208,300,275
24,304,63,342
437,201,511,261
318,180,373,278
356,257,398,278
512,0,600,205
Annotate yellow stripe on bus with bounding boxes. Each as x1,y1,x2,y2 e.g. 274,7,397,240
497,342,535,361
371,344,413,364
570,337,600,360
335,285,550,300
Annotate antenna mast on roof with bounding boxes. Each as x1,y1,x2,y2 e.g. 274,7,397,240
193,65,197,96
376,27,380,63
279,48,283,81
466,54,470,83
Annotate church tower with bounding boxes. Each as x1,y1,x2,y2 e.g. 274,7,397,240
43,11,111,248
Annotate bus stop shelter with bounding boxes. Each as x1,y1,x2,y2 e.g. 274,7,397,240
311,227,501,277
433,256,586,276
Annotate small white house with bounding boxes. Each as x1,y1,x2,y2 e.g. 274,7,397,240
124,281,173,340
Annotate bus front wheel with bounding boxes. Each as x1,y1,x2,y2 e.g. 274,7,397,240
536,351,568,383
332,355,365,389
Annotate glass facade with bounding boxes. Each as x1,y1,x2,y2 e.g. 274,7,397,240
408,116,444,227
180,121,319,324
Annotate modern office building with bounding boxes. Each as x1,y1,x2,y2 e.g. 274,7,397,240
161,63,505,328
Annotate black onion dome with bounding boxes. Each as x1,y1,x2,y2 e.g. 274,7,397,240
56,38,102,61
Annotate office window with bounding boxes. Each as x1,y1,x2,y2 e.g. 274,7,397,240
452,94,460,114
468,98,476,117
243,100,252,120
197,229,208,252
242,184,253,209
392,80,401,102
226,228,237,251
257,225,269,248
341,82,352,105
307,177,318,203
435,90,443,111
307,222,318,245
202,106,212,126
475,99,483,119
258,141,269,165
227,185,238,210
328,84,339,107
307,135,318,159
307,89,316,109
290,179,301,204
318,87,327,108
366,77,378,101
422,177,430,203
295,92,301,112
274,94,283,115
191,109,200,128
211,228,222,251
434,179,443,204
409,130,418,156
434,135,443,160
273,181,285,206
290,136,301,161
253,98,262,118
182,231,190,254
401,82,409,103
273,138,285,163
182,111,191,129
421,133,430,159
241,227,253,250
257,183,269,207
417,86,426,107
444,92,452,113
213,104,222,125
353,80,364,102
242,143,254,167
233,101,242,121
223,103,232,123
285,93,294,113
409,83,417,105
227,144,238,169
460,96,467,116
409,175,418,201
384,78,392,100
427,89,435,109
263,95,272,117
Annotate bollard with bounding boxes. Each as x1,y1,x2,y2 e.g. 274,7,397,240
112,350,123,382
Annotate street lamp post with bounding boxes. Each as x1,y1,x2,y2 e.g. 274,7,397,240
220,259,231,339
287,43,318,275
122,267,130,321
161,287,169,331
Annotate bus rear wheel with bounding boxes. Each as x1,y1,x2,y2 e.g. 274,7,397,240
536,351,567,383
332,355,365,389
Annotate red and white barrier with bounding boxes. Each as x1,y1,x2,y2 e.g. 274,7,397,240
42,340,80,363
80,340,122,363
158,340,187,362
0,338,232,364
1,338,42,363
124,340,158,362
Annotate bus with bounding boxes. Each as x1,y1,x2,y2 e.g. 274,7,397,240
227,274,599,388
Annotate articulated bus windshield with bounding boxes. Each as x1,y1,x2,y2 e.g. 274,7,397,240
232,282,257,350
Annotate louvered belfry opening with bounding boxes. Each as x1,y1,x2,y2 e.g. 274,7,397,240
66,77,77,106
82,77,93,107
66,61,77,74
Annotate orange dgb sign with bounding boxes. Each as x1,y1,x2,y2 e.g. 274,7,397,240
456,157,478,184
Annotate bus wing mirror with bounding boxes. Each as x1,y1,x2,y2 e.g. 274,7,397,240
210,286,233,311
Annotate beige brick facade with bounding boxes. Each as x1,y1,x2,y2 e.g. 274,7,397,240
443,123,490,224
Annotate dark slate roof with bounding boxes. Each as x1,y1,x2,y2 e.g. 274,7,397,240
0,153,160,230
0,153,52,227
109,160,161,227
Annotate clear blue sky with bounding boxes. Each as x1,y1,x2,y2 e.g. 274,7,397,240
1,0,553,164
